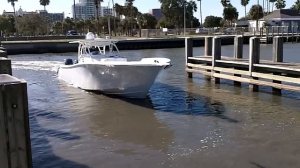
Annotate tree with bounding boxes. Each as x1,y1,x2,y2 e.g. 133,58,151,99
241,0,249,18
221,0,230,7
159,0,197,29
115,3,125,19
15,14,47,36
40,0,50,11
291,0,300,11
249,5,263,30
275,0,286,9
223,4,239,26
203,15,222,27
138,13,157,29
0,16,16,36
7,0,18,17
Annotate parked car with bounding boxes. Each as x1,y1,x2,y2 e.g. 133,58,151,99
66,30,78,36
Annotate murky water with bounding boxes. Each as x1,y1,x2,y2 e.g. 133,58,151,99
9,43,300,168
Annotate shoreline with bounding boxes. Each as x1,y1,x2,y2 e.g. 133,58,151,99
1,36,251,55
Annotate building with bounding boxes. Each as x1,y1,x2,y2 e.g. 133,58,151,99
3,8,64,23
102,6,113,17
248,9,300,32
263,9,300,28
73,0,113,20
149,9,163,21
37,10,64,23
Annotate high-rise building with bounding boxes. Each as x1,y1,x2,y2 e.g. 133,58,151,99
73,0,112,20
149,9,163,21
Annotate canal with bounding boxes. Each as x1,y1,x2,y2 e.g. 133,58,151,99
10,43,300,168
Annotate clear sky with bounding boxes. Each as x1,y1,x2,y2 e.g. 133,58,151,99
0,0,295,19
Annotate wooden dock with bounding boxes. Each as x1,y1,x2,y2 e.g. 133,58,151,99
185,36,300,94
0,54,32,168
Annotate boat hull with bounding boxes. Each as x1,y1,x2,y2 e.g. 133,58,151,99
58,63,166,98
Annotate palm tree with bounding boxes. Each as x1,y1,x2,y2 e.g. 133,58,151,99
197,0,203,26
221,0,230,7
275,0,286,9
40,0,50,11
291,0,300,11
7,0,17,17
241,0,249,18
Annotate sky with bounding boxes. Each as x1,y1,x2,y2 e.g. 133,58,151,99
0,0,295,19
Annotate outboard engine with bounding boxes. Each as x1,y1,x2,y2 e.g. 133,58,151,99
64,58,73,65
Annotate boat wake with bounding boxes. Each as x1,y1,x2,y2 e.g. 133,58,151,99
12,60,63,72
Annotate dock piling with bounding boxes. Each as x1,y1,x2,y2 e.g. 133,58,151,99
249,37,260,92
0,47,7,58
0,75,32,168
233,36,244,86
272,36,284,94
0,57,12,75
204,37,213,81
273,36,283,62
212,37,221,84
234,35,243,59
185,37,193,78
205,37,213,56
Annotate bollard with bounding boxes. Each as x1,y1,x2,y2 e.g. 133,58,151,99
249,37,260,92
185,37,193,78
212,37,221,84
0,74,32,168
272,36,284,94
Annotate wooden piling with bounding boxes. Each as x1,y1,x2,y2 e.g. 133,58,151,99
249,37,260,92
205,37,213,56
212,37,221,84
0,47,7,58
0,57,12,75
204,37,213,81
234,35,243,59
273,36,283,62
272,36,284,94
185,37,193,78
0,74,32,168
233,36,243,86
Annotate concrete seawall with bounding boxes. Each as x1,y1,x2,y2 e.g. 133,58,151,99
2,36,251,55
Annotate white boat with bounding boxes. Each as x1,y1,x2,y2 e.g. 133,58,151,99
57,33,171,98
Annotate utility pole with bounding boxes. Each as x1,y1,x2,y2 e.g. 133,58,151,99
198,0,202,26
112,0,116,36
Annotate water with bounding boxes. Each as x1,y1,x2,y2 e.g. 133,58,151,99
10,43,300,168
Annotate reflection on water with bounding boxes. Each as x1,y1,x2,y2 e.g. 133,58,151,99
9,45,300,168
